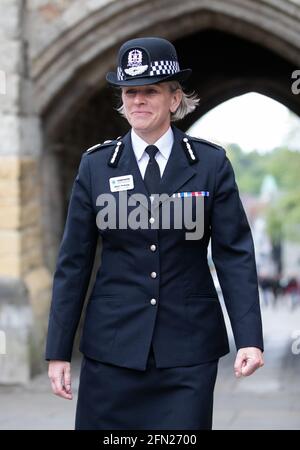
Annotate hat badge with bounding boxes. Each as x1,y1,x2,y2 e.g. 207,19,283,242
124,49,148,77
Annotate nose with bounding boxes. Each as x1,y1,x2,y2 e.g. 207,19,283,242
133,91,146,104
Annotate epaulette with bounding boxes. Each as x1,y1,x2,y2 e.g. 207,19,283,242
187,135,224,151
85,136,125,166
107,139,124,167
181,136,199,164
85,139,118,154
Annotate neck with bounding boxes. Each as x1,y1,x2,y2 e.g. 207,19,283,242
133,123,171,144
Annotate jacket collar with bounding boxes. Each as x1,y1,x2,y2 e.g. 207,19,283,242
112,124,198,212
131,127,173,162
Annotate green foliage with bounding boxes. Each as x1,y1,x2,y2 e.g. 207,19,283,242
278,190,300,241
265,205,283,244
226,144,300,241
226,144,265,195
264,148,300,190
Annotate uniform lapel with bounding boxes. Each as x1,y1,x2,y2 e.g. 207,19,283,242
159,125,197,197
114,126,198,213
116,130,150,211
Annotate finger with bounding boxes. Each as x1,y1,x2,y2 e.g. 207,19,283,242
50,378,65,397
51,379,72,399
241,358,262,376
51,375,63,395
50,375,72,399
234,353,245,378
63,366,72,394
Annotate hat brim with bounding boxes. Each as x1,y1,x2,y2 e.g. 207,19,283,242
106,68,192,87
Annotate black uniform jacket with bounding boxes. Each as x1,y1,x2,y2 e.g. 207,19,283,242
45,125,264,371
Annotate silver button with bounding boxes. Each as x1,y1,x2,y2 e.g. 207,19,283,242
151,271,157,279
149,217,155,224
150,298,157,305
150,244,156,252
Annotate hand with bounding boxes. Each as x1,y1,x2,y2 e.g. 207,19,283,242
48,360,73,400
234,347,264,378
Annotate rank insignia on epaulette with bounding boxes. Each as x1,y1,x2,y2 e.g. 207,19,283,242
188,135,224,151
181,137,199,164
86,143,102,153
108,141,124,167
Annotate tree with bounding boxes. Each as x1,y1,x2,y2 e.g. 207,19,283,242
227,144,300,242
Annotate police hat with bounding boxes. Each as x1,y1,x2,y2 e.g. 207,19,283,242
106,37,192,87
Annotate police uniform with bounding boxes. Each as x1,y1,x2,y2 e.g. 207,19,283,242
45,37,263,430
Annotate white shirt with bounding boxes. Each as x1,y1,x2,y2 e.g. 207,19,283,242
131,127,174,179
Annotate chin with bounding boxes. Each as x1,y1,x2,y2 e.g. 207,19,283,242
132,121,152,131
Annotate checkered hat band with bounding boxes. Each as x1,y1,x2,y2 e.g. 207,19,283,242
117,60,180,80
117,66,125,80
149,60,180,76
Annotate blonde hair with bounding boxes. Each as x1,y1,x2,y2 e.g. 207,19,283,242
116,81,200,122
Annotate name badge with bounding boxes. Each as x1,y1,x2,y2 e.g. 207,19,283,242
109,175,134,192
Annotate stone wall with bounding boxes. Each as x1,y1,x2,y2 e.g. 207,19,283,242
0,0,51,383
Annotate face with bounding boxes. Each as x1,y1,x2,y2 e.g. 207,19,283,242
121,82,182,139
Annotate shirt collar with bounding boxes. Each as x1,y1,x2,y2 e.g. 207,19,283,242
131,127,174,161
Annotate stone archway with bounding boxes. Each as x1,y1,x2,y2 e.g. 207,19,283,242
1,0,300,382
35,0,300,265
29,0,300,135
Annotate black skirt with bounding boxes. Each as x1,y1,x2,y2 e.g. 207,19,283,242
75,345,218,430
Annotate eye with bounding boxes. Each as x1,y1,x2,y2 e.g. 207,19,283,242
146,88,158,95
125,89,137,95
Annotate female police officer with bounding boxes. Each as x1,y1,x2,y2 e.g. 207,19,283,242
46,37,264,429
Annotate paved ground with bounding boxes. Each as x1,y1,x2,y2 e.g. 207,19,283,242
214,301,300,429
0,301,299,430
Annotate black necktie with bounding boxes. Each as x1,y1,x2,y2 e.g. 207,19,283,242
144,145,161,195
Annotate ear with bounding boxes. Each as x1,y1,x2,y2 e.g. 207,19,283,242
170,89,182,113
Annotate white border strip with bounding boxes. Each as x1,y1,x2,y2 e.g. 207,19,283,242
0,330,6,355
0,70,7,95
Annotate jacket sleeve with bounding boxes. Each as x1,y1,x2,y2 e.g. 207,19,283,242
211,148,264,352
45,153,98,361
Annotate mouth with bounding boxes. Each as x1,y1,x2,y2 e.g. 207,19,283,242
131,111,151,115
